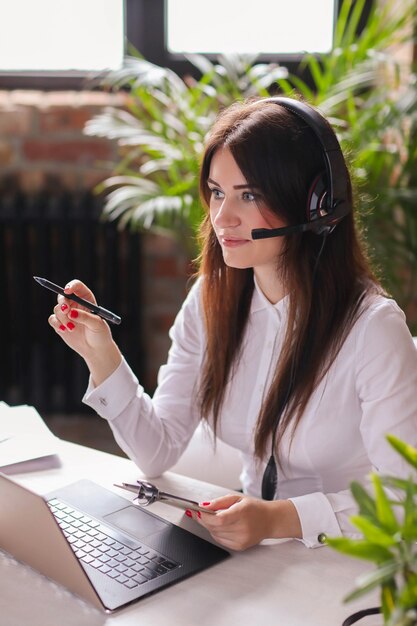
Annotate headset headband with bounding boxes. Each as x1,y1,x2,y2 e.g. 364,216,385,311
263,97,349,213
248,97,351,238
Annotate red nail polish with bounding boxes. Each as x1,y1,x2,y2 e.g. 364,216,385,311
59,324,66,331
67,322,75,330
70,309,78,319
61,303,68,312
185,510,192,518
201,502,211,506
197,511,201,519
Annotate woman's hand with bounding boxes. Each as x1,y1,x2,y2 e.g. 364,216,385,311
48,279,122,386
189,494,302,551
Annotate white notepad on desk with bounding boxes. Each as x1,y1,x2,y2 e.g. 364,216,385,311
0,402,60,474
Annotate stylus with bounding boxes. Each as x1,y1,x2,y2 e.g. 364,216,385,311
33,276,122,325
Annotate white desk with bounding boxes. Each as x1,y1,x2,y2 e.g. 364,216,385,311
1,440,381,626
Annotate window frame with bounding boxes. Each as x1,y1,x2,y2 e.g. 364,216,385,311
0,0,373,90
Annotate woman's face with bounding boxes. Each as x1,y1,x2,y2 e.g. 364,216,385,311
208,147,286,275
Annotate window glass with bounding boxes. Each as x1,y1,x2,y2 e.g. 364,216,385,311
167,0,335,55
0,0,124,71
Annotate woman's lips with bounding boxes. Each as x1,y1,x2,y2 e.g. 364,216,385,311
220,237,249,248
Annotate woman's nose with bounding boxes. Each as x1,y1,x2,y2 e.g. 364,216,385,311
212,197,241,228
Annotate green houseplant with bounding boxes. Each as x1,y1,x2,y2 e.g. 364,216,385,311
277,0,417,330
84,0,417,329
84,53,288,256
327,435,417,626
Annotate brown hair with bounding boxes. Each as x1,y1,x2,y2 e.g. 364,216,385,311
197,98,380,460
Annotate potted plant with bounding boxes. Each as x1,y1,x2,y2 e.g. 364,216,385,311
84,53,287,257
327,435,417,626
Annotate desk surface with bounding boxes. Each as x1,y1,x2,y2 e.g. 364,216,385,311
1,439,381,626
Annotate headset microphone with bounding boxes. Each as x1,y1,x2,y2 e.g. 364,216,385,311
252,222,319,239
252,201,351,239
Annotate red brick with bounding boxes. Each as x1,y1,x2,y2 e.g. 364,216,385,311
144,277,188,308
39,107,93,133
143,232,183,256
153,257,181,277
48,169,81,189
43,91,126,108
0,107,33,136
81,169,113,190
17,170,47,193
22,139,114,164
0,140,16,166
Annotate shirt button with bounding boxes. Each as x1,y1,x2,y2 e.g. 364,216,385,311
317,533,327,544
99,397,108,407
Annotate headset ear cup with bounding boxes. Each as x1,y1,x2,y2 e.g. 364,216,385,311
307,173,334,235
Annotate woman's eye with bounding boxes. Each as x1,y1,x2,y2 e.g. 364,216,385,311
209,188,224,200
242,191,257,202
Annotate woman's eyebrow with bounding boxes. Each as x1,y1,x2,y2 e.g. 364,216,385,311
207,177,259,190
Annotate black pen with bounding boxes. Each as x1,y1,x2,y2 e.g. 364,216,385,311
33,276,122,325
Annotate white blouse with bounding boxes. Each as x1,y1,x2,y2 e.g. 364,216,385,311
83,277,417,548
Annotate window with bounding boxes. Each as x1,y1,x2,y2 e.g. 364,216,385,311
0,0,124,89
130,0,373,82
0,0,124,72
166,0,335,55
0,0,373,89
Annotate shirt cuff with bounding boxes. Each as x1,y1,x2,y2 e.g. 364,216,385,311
82,357,141,421
289,492,343,548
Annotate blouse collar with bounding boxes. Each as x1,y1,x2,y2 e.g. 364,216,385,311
251,275,289,316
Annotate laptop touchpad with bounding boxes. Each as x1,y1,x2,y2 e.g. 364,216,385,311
104,506,169,541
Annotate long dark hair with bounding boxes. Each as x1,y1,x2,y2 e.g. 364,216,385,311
197,98,380,460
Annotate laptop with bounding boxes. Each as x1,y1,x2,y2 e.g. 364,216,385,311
0,474,229,612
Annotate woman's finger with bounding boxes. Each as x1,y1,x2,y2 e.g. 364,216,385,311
199,494,243,513
63,279,97,304
48,313,68,333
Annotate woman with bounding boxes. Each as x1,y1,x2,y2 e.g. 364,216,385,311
49,97,417,551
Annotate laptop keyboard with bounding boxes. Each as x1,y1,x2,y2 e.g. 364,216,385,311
48,498,179,590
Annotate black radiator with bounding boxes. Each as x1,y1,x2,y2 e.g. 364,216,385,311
0,189,144,413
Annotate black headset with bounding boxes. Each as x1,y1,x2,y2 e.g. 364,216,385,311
251,97,351,240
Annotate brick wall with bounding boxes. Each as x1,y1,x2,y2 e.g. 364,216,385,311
0,90,190,394
0,90,122,191
141,233,190,390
